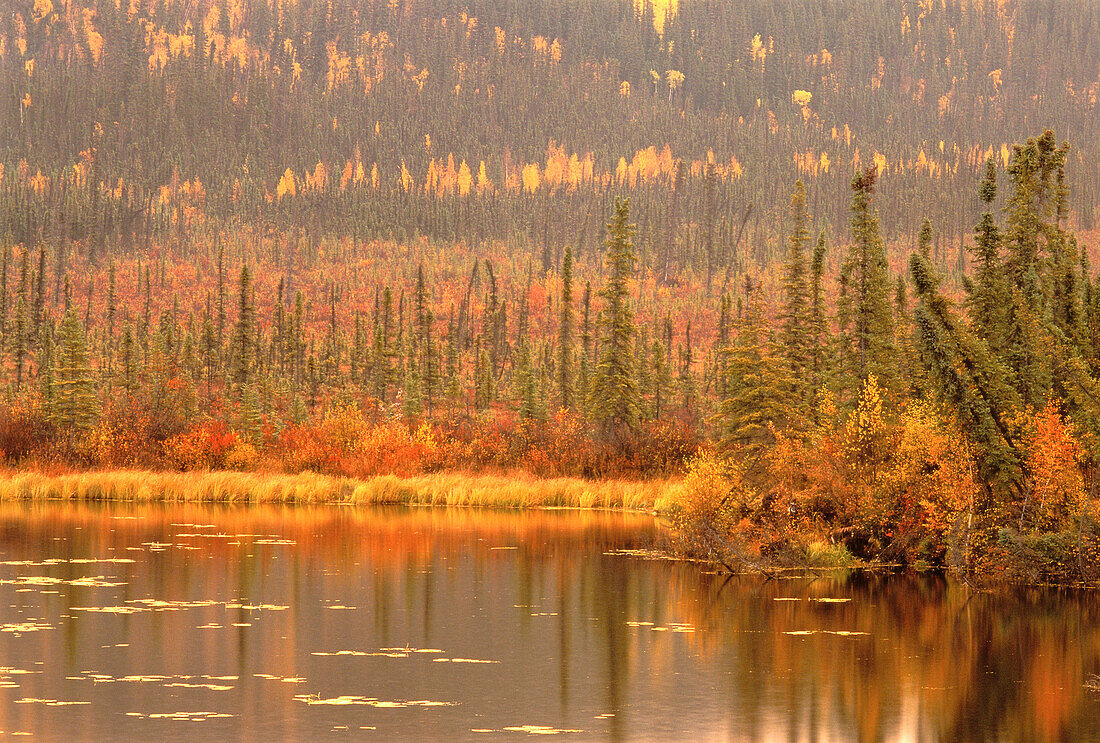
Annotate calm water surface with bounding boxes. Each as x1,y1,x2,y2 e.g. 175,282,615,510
0,502,1097,742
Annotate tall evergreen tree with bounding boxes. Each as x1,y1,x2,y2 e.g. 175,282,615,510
838,166,896,395
780,180,813,405
558,246,575,410
588,198,640,440
53,308,100,436
718,278,794,473
232,265,254,387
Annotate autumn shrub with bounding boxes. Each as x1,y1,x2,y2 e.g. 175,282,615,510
87,413,165,469
0,401,52,461
164,420,240,470
664,451,746,560
225,442,260,470
348,422,443,477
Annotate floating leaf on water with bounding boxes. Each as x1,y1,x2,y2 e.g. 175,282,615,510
810,598,852,603
432,658,499,664
126,711,234,721
253,674,306,683
501,725,584,734
294,695,455,707
325,605,357,610
625,622,654,627
225,603,289,611
16,698,91,706
773,597,801,602
1,622,53,633
163,683,234,691
380,647,444,654
782,630,868,637
311,651,367,657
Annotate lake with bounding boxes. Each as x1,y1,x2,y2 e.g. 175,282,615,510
0,502,1097,741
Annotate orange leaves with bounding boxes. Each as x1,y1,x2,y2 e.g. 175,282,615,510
1016,403,1086,532
520,163,540,193
31,0,53,23
276,169,296,200
165,421,240,471
456,160,472,196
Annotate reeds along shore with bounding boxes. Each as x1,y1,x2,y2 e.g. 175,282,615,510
0,470,675,511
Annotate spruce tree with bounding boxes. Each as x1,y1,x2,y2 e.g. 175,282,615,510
588,198,640,440
717,278,794,472
780,180,813,406
53,307,99,436
838,166,896,395
232,265,254,387
558,246,575,410
809,230,828,392
968,158,1005,348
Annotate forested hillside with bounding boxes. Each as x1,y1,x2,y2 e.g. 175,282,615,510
2,0,1100,582
3,0,1100,273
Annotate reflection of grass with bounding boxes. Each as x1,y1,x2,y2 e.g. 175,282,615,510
0,470,674,511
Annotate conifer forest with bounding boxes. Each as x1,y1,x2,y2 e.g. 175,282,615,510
3,0,1100,586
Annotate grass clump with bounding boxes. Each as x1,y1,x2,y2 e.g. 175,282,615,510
0,469,674,511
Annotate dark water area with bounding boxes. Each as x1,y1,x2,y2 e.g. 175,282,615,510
0,502,1097,742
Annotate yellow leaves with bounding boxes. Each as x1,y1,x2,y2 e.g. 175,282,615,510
400,161,413,193
457,160,472,196
873,151,888,175
203,5,220,36
988,68,1002,91
424,133,431,152
638,0,678,34
276,168,296,200
937,93,951,116
24,59,34,77
494,26,506,55
819,151,830,174
309,161,327,192
521,163,540,193
371,163,379,189
1000,142,1011,168
476,161,492,194
792,89,812,106
748,33,765,63
620,80,631,98
32,0,53,22
223,35,249,68
549,39,561,64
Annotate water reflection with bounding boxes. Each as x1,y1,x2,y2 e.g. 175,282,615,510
0,502,1096,741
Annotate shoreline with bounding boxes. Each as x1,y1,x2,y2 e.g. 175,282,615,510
0,469,677,511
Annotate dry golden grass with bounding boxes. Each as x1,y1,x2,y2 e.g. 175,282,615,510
0,470,676,511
